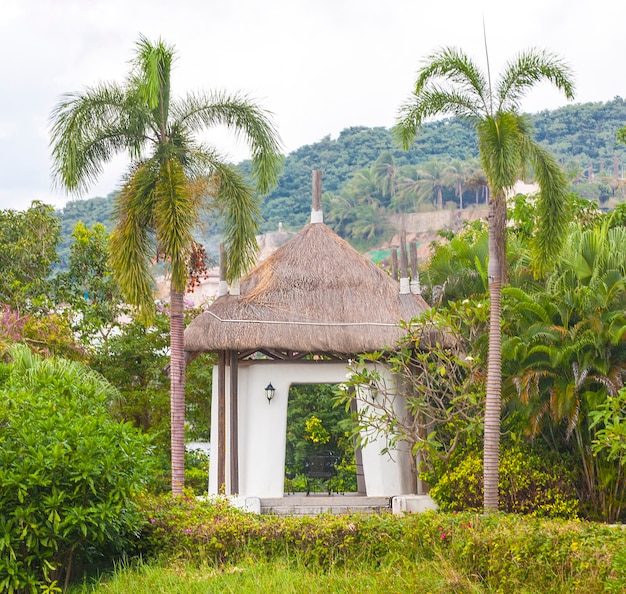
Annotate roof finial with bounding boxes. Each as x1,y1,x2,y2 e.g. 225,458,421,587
217,243,229,297
311,169,323,224
409,241,421,295
399,230,410,295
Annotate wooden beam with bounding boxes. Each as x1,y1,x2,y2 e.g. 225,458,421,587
350,395,367,494
229,351,239,494
399,229,408,278
217,350,226,492
312,169,322,211
391,248,398,281
410,241,418,280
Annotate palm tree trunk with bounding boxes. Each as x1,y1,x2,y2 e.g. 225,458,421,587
483,194,503,511
170,287,186,494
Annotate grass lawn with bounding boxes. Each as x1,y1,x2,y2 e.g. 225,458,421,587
63,495,626,594
69,557,483,594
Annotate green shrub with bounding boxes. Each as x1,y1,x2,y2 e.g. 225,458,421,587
425,444,580,518
136,494,626,593
184,449,210,496
0,346,153,592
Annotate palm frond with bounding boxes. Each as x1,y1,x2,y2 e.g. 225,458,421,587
496,49,575,112
414,47,489,110
395,88,481,150
50,84,150,194
476,112,523,195
132,35,174,125
6,344,119,401
171,91,283,194
153,159,197,292
209,160,260,281
523,138,570,275
109,162,159,321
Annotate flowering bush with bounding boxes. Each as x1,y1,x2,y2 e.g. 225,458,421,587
137,494,626,592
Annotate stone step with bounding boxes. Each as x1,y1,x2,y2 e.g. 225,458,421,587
259,495,391,516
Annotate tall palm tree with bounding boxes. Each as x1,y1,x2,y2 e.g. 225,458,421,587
396,47,574,510
50,36,283,494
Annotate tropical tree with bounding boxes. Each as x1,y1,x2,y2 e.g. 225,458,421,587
465,160,489,206
448,158,469,209
372,151,399,208
502,223,626,520
50,36,283,493
396,46,574,510
0,202,61,313
54,222,125,348
414,159,456,210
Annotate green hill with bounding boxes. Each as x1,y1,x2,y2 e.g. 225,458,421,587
54,97,626,264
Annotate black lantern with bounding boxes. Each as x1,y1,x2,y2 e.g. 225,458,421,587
265,382,276,403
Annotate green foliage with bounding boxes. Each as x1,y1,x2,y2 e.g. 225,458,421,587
0,346,153,592
535,96,626,169
54,194,116,271
183,449,210,496
54,222,126,347
0,303,86,361
502,221,626,521
0,202,61,313
591,387,626,465
425,443,579,518
285,384,356,494
90,314,171,438
422,220,489,305
130,494,626,593
339,301,487,483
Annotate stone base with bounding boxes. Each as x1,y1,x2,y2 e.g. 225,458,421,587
228,496,261,514
391,495,438,515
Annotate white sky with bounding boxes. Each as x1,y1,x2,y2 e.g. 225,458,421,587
1,0,623,211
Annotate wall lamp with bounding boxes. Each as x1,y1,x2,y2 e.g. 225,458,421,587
265,382,276,404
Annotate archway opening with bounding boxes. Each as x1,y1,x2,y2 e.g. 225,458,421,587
284,383,362,494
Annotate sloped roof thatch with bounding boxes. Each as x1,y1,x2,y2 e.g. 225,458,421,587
184,222,429,355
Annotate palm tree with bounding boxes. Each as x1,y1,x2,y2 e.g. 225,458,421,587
396,47,574,511
502,223,626,520
373,151,399,208
412,159,456,210
395,160,455,211
50,36,282,494
448,158,469,209
466,160,489,206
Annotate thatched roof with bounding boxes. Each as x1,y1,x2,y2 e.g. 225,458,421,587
184,222,429,355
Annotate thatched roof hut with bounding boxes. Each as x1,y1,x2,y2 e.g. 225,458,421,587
184,218,429,357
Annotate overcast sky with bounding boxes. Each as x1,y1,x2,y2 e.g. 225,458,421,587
1,0,624,212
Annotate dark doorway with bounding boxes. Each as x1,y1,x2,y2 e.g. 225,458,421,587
284,383,362,494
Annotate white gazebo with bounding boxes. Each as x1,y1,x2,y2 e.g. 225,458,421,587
184,171,434,512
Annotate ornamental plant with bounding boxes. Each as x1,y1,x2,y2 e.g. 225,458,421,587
0,345,153,592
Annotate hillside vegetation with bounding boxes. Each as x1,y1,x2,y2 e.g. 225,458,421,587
54,97,626,263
